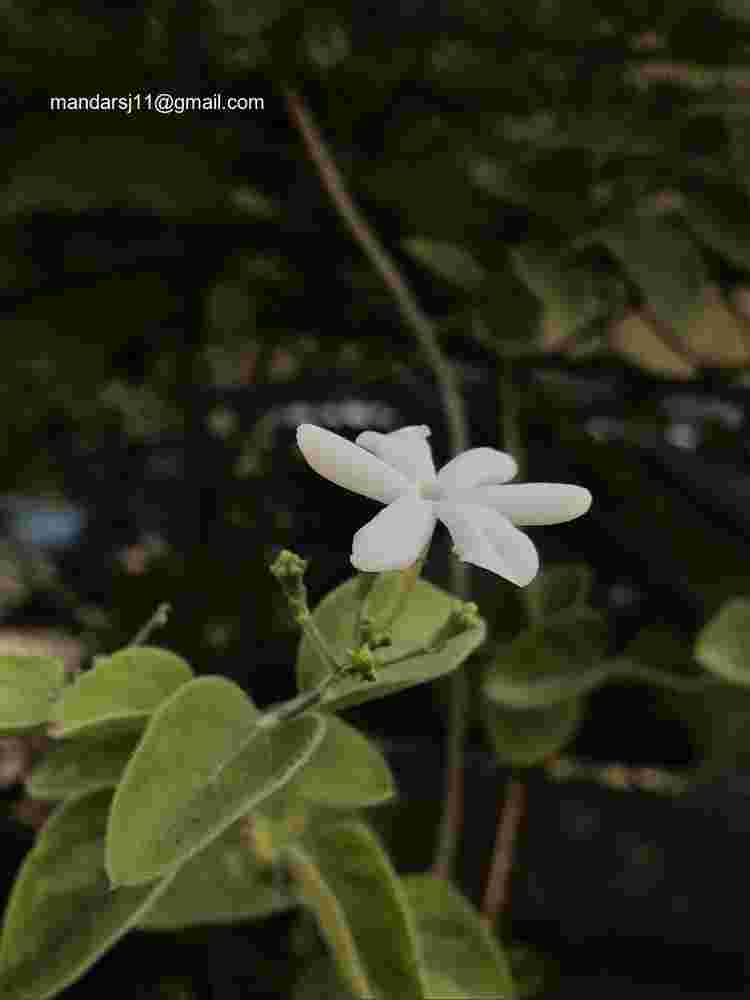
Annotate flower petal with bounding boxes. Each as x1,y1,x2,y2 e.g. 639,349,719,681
351,494,437,572
297,424,411,504
449,483,592,525
436,502,539,586
437,447,518,491
355,425,437,486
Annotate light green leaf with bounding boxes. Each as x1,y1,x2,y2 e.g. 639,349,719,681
288,821,425,1000
481,695,583,767
357,561,424,637
297,577,486,712
26,727,140,800
695,597,750,686
297,715,395,808
138,817,295,931
601,217,706,329
49,646,194,738
0,655,65,733
402,874,516,998
0,789,176,1000
402,238,486,290
106,675,326,887
482,610,608,708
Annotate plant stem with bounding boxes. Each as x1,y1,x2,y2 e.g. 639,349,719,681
284,88,471,881
127,602,171,647
481,775,525,928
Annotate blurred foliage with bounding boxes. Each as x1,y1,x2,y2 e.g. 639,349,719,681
5,3,750,991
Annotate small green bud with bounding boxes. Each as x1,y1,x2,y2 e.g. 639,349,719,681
269,549,308,581
344,644,378,682
428,601,483,650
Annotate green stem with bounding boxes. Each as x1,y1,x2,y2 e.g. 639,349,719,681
284,88,472,881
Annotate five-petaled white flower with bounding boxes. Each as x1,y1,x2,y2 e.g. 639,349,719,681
296,424,592,587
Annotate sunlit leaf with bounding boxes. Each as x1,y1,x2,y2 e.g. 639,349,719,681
0,789,176,1000
0,655,65,734
296,715,395,808
138,817,296,931
26,727,140,800
49,646,194,738
106,675,326,887
297,577,486,712
288,821,425,1000
402,873,516,998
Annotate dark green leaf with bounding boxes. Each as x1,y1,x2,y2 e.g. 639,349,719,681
481,695,584,767
695,597,750,686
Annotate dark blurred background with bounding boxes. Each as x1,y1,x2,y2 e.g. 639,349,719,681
5,0,750,996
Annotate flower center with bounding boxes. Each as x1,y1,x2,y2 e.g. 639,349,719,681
418,480,442,501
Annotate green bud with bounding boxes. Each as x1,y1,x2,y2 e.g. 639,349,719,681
428,601,483,650
344,644,378,682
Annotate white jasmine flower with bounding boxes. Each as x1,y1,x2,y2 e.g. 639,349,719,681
296,423,592,587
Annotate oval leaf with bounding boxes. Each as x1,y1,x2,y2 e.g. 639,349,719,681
297,577,486,711
296,715,395,808
481,694,583,767
288,821,425,1000
357,561,425,636
402,873,516,999
524,563,593,624
482,611,608,708
403,238,486,290
26,727,141,800
49,646,194,738
106,675,327,887
601,217,707,330
138,817,296,931
0,655,65,733
695,597,750,686
0,789,176,1000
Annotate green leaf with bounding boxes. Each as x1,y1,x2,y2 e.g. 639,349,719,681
0,655,65,733
357,561,424,637
288,821,425,1000
49,646,194,738
684,188,750,273
524,563,594,624
106,676,327,887
138,818,295,931
402,874,516,999
0,789,176,1000
297,577,486,712
695,597,750,686
296,715,396,808
26,727,141,800
402,238,486,290
482,610,608,708
601,217,707,330
510,244,598,343
481,695,584,767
